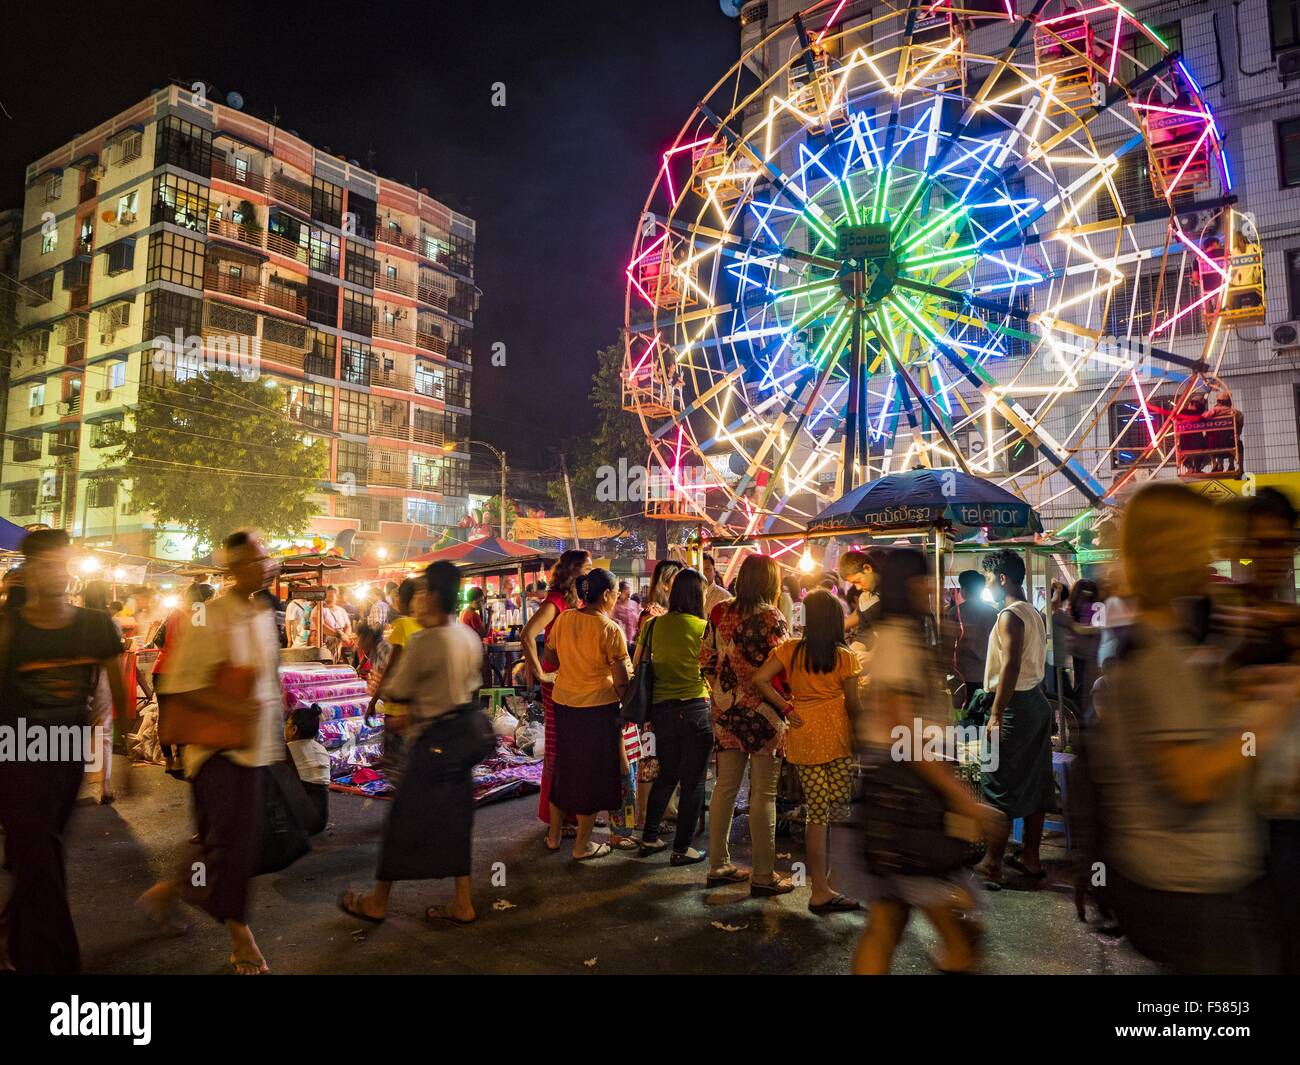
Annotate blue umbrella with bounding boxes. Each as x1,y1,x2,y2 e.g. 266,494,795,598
807,469,1043,537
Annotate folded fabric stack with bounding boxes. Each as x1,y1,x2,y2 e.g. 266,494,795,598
280,664,380,783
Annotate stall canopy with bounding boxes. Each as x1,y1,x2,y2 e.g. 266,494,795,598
410,535,541,567
0,516,28,552
806,469,1043,538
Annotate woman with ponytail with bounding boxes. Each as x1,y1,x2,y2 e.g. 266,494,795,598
521,549,591,847
544,568,634,861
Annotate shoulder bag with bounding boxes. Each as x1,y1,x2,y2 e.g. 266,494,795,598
620,617,656,725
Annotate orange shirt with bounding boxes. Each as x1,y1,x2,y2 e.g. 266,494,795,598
771,641,859,765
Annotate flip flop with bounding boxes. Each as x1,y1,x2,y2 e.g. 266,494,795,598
425,905,475,926
808,893,863,915
229,954,269,975
706,866,751,886
638,838,668,857
1005,854,1047,880
337,890,385,924
544,837,562,853
609,835,640,851
573,842,612,862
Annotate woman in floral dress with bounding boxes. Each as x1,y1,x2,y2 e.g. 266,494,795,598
700,553,793,896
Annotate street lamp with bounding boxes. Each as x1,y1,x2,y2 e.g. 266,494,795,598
444,438,508,539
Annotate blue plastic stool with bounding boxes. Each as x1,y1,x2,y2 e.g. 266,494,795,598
1010,751,1074,851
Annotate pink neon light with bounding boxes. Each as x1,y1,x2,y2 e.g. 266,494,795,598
1150,281,1226,336
1130,103,1210,119
1042,4,1111,25
627,232,669,308
660,138,714,204
815,0,849,43
1106,13,1123,83
1175,222,1229,281
1166,124,1212,197
1003,0,1014,19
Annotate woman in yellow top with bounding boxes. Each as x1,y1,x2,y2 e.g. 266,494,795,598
545,568,633,861
754,590,862,915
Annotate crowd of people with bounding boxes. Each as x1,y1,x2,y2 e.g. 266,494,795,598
1,478,1298,976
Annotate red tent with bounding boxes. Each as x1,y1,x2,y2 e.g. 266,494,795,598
409,535,541,567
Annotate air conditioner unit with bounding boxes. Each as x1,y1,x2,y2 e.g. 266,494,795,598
1272,321,1300,349
96,389,113,401
1280,49,1300,85
41,478,59,501
29,404,44,416
90,164,107,180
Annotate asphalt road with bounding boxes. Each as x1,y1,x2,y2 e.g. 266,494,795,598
48,756,1156,975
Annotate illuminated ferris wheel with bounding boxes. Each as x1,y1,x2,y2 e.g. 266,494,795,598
623,0,1264,538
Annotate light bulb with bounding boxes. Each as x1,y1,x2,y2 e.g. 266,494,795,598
798,548,815,573
80,557,101,574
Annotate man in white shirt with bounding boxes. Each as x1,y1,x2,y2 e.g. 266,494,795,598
136,531,284,975
284,596,307,647
367,582,398,631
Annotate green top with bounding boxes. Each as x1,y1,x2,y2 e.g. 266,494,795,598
636,611,710,702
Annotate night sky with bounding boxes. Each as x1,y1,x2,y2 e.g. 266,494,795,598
0,0,738,472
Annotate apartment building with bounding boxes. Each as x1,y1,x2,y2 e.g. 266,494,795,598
3,83,476,559
724,0,1300,527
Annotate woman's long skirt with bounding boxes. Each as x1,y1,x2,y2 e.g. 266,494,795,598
550,702,624,816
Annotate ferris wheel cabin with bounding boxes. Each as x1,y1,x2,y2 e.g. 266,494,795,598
621,340,682,419
1195,211,1266,327
1140,92,1214,200
787,43,850,128
690,140,753,207
1034,9,1097,115
635,239,698,310
906,9,966,91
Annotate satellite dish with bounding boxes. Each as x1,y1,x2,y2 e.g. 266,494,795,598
226,91,244,110
720,0,744,15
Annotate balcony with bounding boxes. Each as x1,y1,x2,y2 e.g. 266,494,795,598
416,283,449,312
375,272,414,298
376,227,420,253
304,353,336,378
416,331,447,357
269,173,312,214
58,396,81,417
210,158,268,195
208,215,266,254
296,408,334,433
266,230,309,264
205,268,307,316
370,364,413,391
412,423,444,447
372,318,414,346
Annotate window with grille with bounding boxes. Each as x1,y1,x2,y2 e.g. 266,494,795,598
296,382,334,430
1280,117,1300,189
347,193,376,240
345,244,377,288
10,487,37,515
307,278,339,326
13,437,42,462
1108,398,1163,468
337,439,368,482
108,129,142,167
342,290,374,336
143,289,203,340
147,230,205,288
97,301,132,335
1119,23,1181,85
152,173,210,232
309,228,340,275
1104,264,1202,338
1096,149,1162,222
90,419,122,448
87,479,118,509
312,178,343,229
103,240,135,276
337,388,370,434
155,116,213,177
1271,0,1300,53
341,342,371,385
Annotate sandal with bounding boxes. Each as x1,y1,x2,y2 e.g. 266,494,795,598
1005,854,1047,880
337,890,385,924
573,842,612,862
544,836,562,853
706,865,751,886
638,838,668,857
974,862,1003,891
425,905,475,926
750,876,795,898
609,835,640,851
229,954,269,975
808,893,863,915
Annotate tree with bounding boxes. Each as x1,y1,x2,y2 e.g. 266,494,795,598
548,335,668,555
108,370,329,551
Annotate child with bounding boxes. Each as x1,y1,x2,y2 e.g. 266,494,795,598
285,707,329,835
753,590,862,915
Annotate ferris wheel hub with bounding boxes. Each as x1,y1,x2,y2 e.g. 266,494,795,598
836,223,895,307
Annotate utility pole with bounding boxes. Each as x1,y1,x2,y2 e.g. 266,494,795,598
560,453,581,549
499,449,507,540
